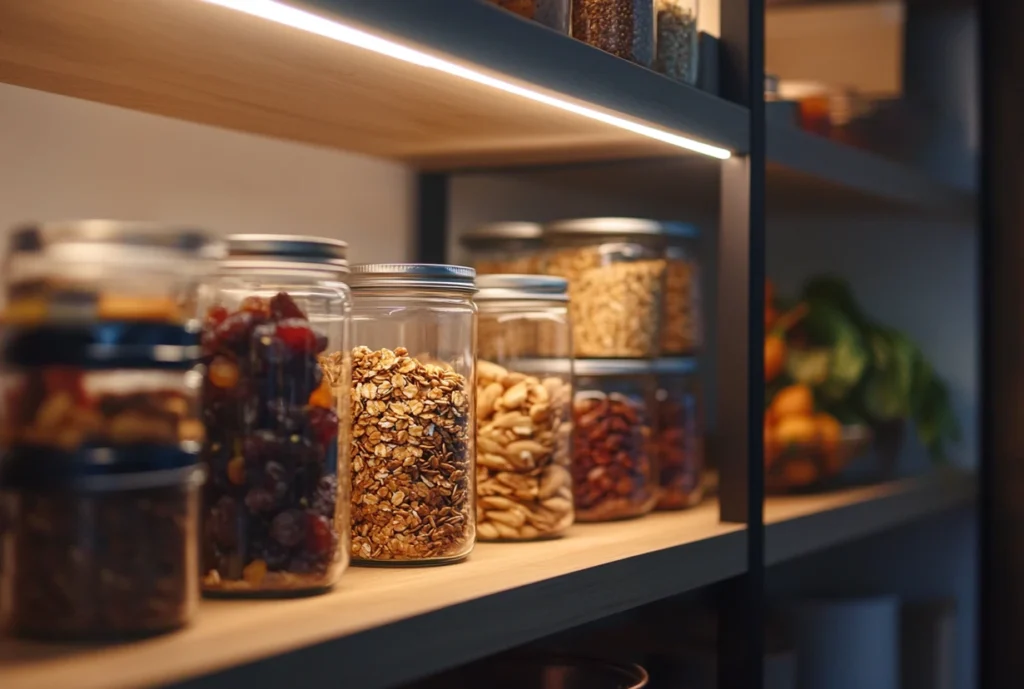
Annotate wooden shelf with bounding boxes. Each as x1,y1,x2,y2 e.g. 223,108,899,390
0,502,745,689
0,0,746,169
764,468,977,566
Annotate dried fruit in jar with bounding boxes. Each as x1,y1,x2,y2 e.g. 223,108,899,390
571,391,656,521
654,388,704,510
475,360,573,541
200,293,346,594
347,346,473,562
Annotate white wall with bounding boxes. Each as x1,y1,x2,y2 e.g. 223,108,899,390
0,84,414,262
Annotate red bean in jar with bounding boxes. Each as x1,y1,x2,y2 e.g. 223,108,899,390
200,235,350,596
652,358,704,510
571,360,657,521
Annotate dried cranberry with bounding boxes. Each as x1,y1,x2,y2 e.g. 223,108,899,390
269,292,307,321
205,305,229,328
214,311,259,351
307,406,339,446
305,513,334,556
276,320,318,354
270,509,306,547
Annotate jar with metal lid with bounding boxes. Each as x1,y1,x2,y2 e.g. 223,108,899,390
572,0,655,67
199,235,351,596
474,276,573,541
0,220,220,639
542,218,668,358
459,222,544,275
652,357,704,510
571,359,657,521
654,0,699,85
661,222,703,355
347,264,476,564
486,0,570,33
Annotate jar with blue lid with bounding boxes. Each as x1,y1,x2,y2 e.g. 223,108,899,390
199,235,351,596
0,220,222,639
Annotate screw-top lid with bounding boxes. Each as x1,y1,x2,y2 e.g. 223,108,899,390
460,222,543,247
573,359,656,376
544,217,680,237
349,263,476,292
651,357,698,375
475,275,568,302
225,234,349,273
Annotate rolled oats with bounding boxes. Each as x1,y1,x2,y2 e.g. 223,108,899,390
475,360,573,541
349,346,474,562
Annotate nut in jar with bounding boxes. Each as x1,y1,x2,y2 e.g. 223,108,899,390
476,360,573,541
652,358,705,510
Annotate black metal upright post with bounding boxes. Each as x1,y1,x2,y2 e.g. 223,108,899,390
980,0,1024,686
716,0,765,686
416,173,450,263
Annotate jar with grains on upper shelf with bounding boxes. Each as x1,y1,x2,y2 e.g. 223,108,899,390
487,0,571,33
572,0,655,66
654,0,700,85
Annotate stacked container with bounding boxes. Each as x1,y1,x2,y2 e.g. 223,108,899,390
0,221,222,638
460,222,544,275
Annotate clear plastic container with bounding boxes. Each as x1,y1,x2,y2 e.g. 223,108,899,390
3,220,222,327
474,276,573,541
661,223,703,355
460,222,544,275
572,0,655,66
200,235,351,596
0,464,202,639
652,357,704,510
655,0,699,85
348,264,477,564
571,360,657,521
487,0,571,33
543,218,668,358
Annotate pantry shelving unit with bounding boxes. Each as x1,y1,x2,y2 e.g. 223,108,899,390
0,1,981,688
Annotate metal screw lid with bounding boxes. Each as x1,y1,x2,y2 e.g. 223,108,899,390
475,274,568,302
573,359,656,376
349,263,476,292
226,234,348,272
544,217,677,237
460,222,543,246
651,357,698,375
9,220,224,259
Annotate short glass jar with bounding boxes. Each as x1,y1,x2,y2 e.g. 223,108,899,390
486,0,571,33
199,235,351,596
542,218,668,358
572,0,656,67
0,220,220,639
474,276,574,541
661,223,703,355
348,264,477,564
652,357,704,510
571,360,657,521
654,0,700,85
460,222,544,276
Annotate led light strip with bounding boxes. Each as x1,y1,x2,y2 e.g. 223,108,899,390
202,0,732,160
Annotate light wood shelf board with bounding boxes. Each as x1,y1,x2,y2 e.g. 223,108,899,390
0,0,746,169
1,502,745,689
764,468,977,566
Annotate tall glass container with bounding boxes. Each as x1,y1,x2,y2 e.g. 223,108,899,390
475,275,574,541
460,222,544,275
652,357,704,509
347,264,477,565
199,235,351,597
0,220,222,638
572,0,656,66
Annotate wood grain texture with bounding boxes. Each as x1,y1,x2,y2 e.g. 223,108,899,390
0,502,745,689
764,468,977,565
0,0,746,169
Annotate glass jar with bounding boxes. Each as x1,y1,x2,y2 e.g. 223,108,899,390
652,357,704,510
0,220,220,639
487,0,571,33
199,235,351,596
474,276,573,541
542,218,668,358
661,223,703,355
654,0,699,85
572,0,655,67
348,264,476,564
460,222,543,275
571,360,657,521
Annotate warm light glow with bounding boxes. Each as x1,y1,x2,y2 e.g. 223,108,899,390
201,0,733,160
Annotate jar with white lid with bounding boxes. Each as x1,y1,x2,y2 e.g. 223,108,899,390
460,222,544,276
661,222,703,355
348,264,476,565
652,357,704,510
474,275,573,541
542,217,668,358
571,359,657,521
200,235,351,596
0,220,222,639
